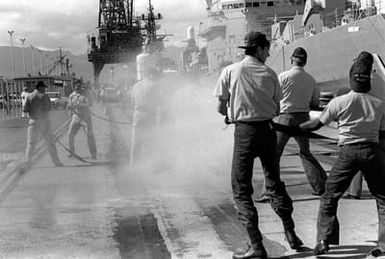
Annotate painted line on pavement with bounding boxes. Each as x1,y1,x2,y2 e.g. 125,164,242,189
151,194,233,259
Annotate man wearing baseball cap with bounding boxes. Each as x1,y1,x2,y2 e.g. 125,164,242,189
299,51,385,258
67,81,97,159
256,47,326,203
213,31,303,259
23,81,62,167
21,86,30,118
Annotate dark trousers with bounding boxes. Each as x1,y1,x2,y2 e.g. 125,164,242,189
231,121,295,246
276,113,327,193
317,143,385,249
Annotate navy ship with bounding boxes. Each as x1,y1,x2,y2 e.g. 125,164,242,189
200,0,385,94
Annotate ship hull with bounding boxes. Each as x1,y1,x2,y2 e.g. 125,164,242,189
267,14,385,93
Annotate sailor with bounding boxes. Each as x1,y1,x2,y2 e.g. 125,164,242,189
20,86,30,118
298,51,385,258
129,68,160,164
23,81,62,167
213,31,303,259
136,43,157,81
256,47,326,203
67,81,97,159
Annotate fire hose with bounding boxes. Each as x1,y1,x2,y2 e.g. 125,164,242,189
90,111,132,125
224,116,337,141
52,135,91,164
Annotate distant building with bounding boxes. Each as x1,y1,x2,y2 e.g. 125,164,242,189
13,75,73,97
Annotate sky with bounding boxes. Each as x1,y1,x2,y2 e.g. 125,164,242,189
0,0,208,55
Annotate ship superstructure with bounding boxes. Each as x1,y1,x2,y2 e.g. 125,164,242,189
199,0,304,73
201,0,385,94
268,0,384,92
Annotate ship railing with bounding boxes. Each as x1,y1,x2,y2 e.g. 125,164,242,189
0,80,25,120
321,6,376,29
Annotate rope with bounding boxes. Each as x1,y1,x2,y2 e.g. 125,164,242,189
223,117,337,141
271,122,337,141
90,111,132,125
52,135,91,164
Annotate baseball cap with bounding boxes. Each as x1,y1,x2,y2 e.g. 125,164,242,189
349,51,373,93
238,31,270,49
35,81,47,89
291,47,307,61
355,51,373,64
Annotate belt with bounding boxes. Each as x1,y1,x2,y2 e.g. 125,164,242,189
279,112,308,115
341,141,377,146
236,119,272,125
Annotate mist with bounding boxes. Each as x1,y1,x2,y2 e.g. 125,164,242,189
110,69,235,200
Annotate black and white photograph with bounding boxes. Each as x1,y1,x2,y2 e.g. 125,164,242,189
0,0,385,258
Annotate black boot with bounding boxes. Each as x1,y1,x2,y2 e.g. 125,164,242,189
284,229,303,250
232,244,267,259
365,247,384,258
313,240,329,255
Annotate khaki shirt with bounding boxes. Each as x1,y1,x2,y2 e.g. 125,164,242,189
319,90,385,145
68,91,91,119
278,66,320,113
213,56,282,122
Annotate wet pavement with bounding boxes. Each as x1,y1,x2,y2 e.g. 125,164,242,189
0,82,383,258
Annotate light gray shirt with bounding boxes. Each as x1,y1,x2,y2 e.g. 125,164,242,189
319,91,385,145
278,66,319,113
213,56,282,122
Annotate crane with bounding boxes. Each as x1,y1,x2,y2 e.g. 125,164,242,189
87,0,165,88
46,47,72,76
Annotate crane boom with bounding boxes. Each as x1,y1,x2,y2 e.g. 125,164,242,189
87,0,164,88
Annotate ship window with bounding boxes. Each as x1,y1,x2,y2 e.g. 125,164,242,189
267,1,274,6
246,2,252,7
234,3,239,8
253,2,259,7
222,4,228,9
239,3,244,8
228,4,233,9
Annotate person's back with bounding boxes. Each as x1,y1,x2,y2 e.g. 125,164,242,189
300,51,385,257
321,91,385,145
213,31,303,259
217,56,281,122
24,81,61,167
24,90,51,120
258,47,326,200
279,67,318,113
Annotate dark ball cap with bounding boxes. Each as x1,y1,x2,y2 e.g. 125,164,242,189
35,81,47,89
238,31,270,49
356,51,373,64
291,47,307,61
349,51,373,93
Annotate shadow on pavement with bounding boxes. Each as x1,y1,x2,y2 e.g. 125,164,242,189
280,170,309,175
288,244,377,258
292,197,321,202
31,161,114,169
